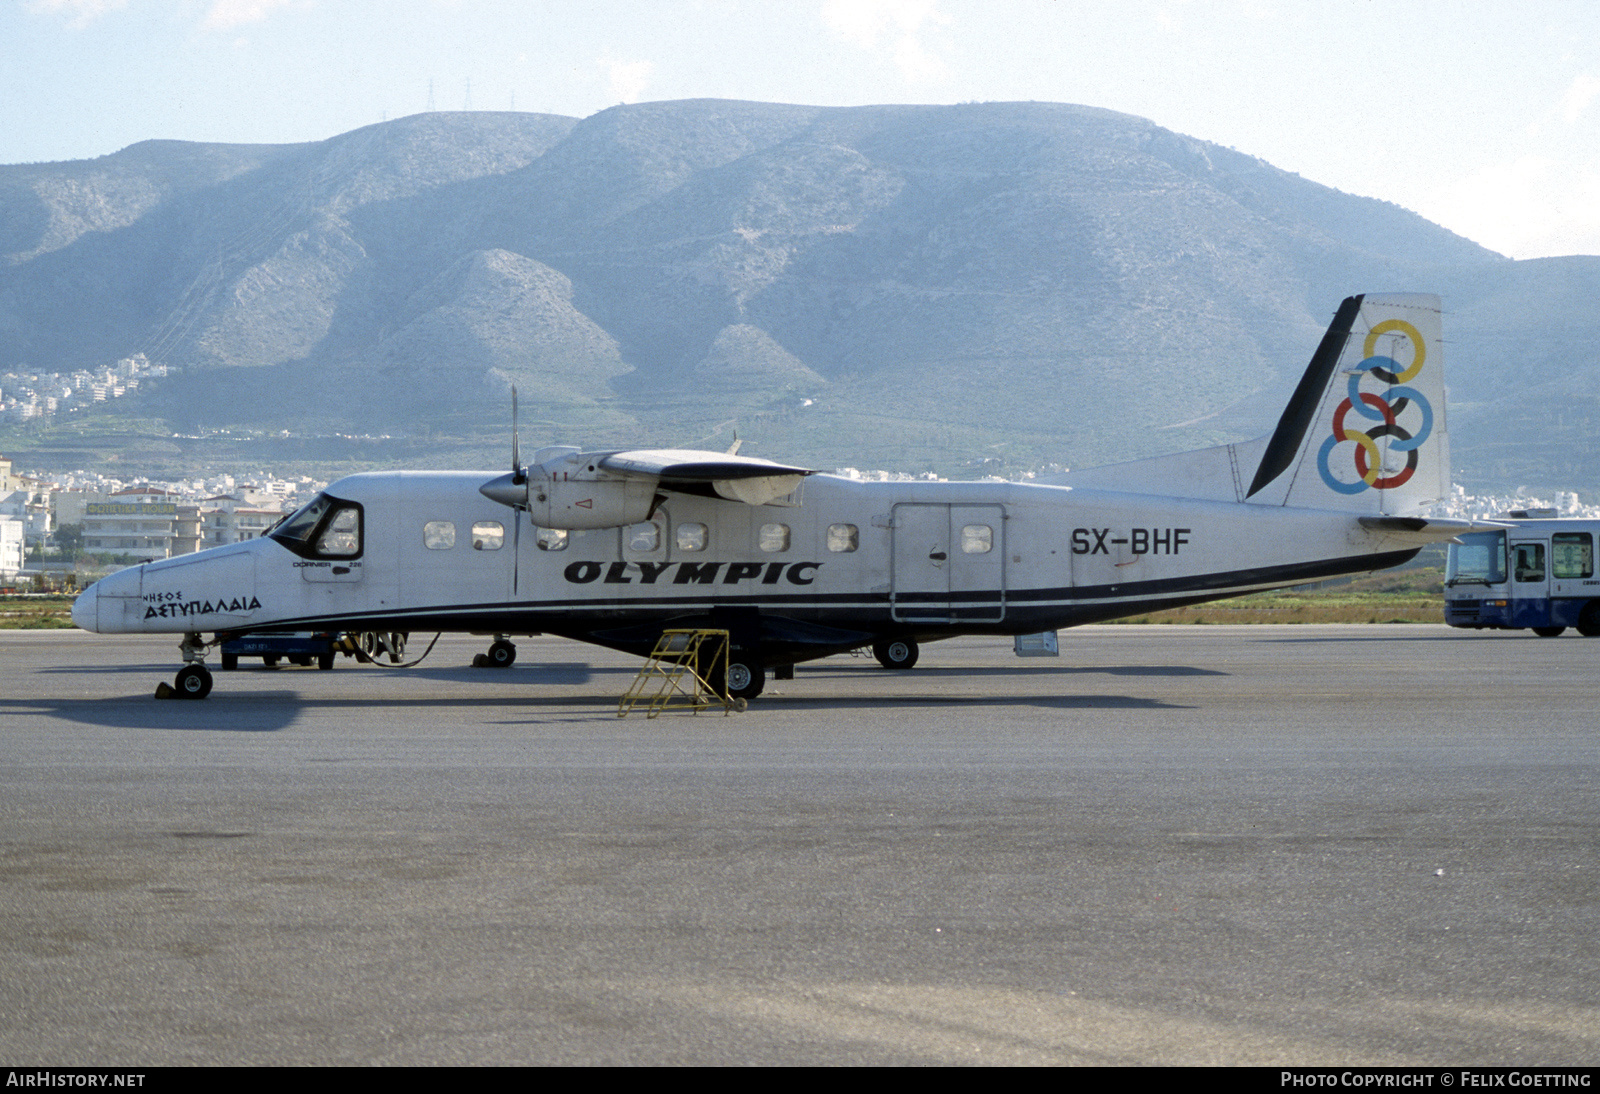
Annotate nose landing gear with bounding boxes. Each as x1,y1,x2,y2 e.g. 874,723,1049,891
156,632,215,699
173,663,213,699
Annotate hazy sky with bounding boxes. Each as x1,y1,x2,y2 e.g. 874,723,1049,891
6,0,1598,259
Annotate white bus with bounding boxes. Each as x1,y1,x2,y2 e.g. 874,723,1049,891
1444,512,1600,636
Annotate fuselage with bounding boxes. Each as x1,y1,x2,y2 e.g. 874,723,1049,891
73,469,1419,663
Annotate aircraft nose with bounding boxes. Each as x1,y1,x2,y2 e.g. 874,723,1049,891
480,471,527,509
71,583,98,632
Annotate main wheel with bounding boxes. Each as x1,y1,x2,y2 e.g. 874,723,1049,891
487,639,517,668
1578,603,1600,637
1533,626,1566,638
873,638,919,670
174,664,213,699
318,651,336,671
221,652,238,671
726,661,765,701
263,654,280,668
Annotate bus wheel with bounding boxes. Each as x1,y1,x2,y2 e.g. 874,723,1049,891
1578,604,1600,637
1532,626,1566,638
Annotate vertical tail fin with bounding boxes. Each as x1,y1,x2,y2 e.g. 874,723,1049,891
1248,293,1447,515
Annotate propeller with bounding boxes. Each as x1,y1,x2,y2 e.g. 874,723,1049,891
511,385,525,486
512,506,521,595
482,388,531,509
508,387,524,594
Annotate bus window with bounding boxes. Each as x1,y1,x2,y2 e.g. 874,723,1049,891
1513,543,1545,583
1552,533,1593,579
1445,531,1506,585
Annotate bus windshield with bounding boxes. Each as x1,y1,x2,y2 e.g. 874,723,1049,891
1446,530,1507,585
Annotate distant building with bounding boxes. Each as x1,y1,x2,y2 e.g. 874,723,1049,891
0,457,31,576
0,517,22,580
78,487,201,559
199,494,286,548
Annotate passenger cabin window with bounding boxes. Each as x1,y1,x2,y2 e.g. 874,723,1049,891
423,521,455,550
472,521,504,550
827,524,858,553
1552,533,1593,579
1513,543,1546,583
961,524,993,554
676,522,708,552
536,527,568,552
629,521,661,553
760,523,790,552
269,493,364,560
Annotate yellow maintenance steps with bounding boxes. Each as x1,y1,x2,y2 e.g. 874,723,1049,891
618,628,744,717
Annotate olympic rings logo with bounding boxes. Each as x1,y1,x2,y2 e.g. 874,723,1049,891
1316,318,1433,494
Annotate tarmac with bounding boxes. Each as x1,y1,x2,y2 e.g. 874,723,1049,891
1,625,1596,1065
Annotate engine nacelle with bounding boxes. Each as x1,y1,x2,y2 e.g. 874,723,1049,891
525,471,657,530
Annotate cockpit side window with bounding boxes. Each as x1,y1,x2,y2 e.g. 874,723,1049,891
269,493,364,560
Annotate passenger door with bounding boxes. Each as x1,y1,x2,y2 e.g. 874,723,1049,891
1510,540,1551,628
891,503,1006,623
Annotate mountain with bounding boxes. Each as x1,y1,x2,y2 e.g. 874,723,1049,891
2,99,1595,492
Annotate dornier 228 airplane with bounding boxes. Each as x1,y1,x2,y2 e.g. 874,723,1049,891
74,293,1478,701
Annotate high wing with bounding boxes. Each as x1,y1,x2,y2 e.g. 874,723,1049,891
599,449,812,506
480,447,814,527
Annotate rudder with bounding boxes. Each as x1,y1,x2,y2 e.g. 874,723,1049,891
1250,294,1447,515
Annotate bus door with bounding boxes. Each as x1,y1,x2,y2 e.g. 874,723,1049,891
1548,530,1596,627
1509,539,1551,627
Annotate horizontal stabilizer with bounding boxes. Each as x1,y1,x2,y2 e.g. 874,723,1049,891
1357,515,1509,545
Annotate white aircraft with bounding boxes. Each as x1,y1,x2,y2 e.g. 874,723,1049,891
74,293,1474,700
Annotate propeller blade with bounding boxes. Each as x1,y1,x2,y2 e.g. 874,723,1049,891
510,386,524,484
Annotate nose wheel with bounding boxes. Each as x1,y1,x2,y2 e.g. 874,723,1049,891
156,633,216,699
173,663,214,699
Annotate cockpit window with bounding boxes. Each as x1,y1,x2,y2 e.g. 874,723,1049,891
273,494,334,545
269,492,364,560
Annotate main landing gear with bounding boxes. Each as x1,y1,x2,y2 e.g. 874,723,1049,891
726,659,765,701
473,636,517,668
873,638,920,670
